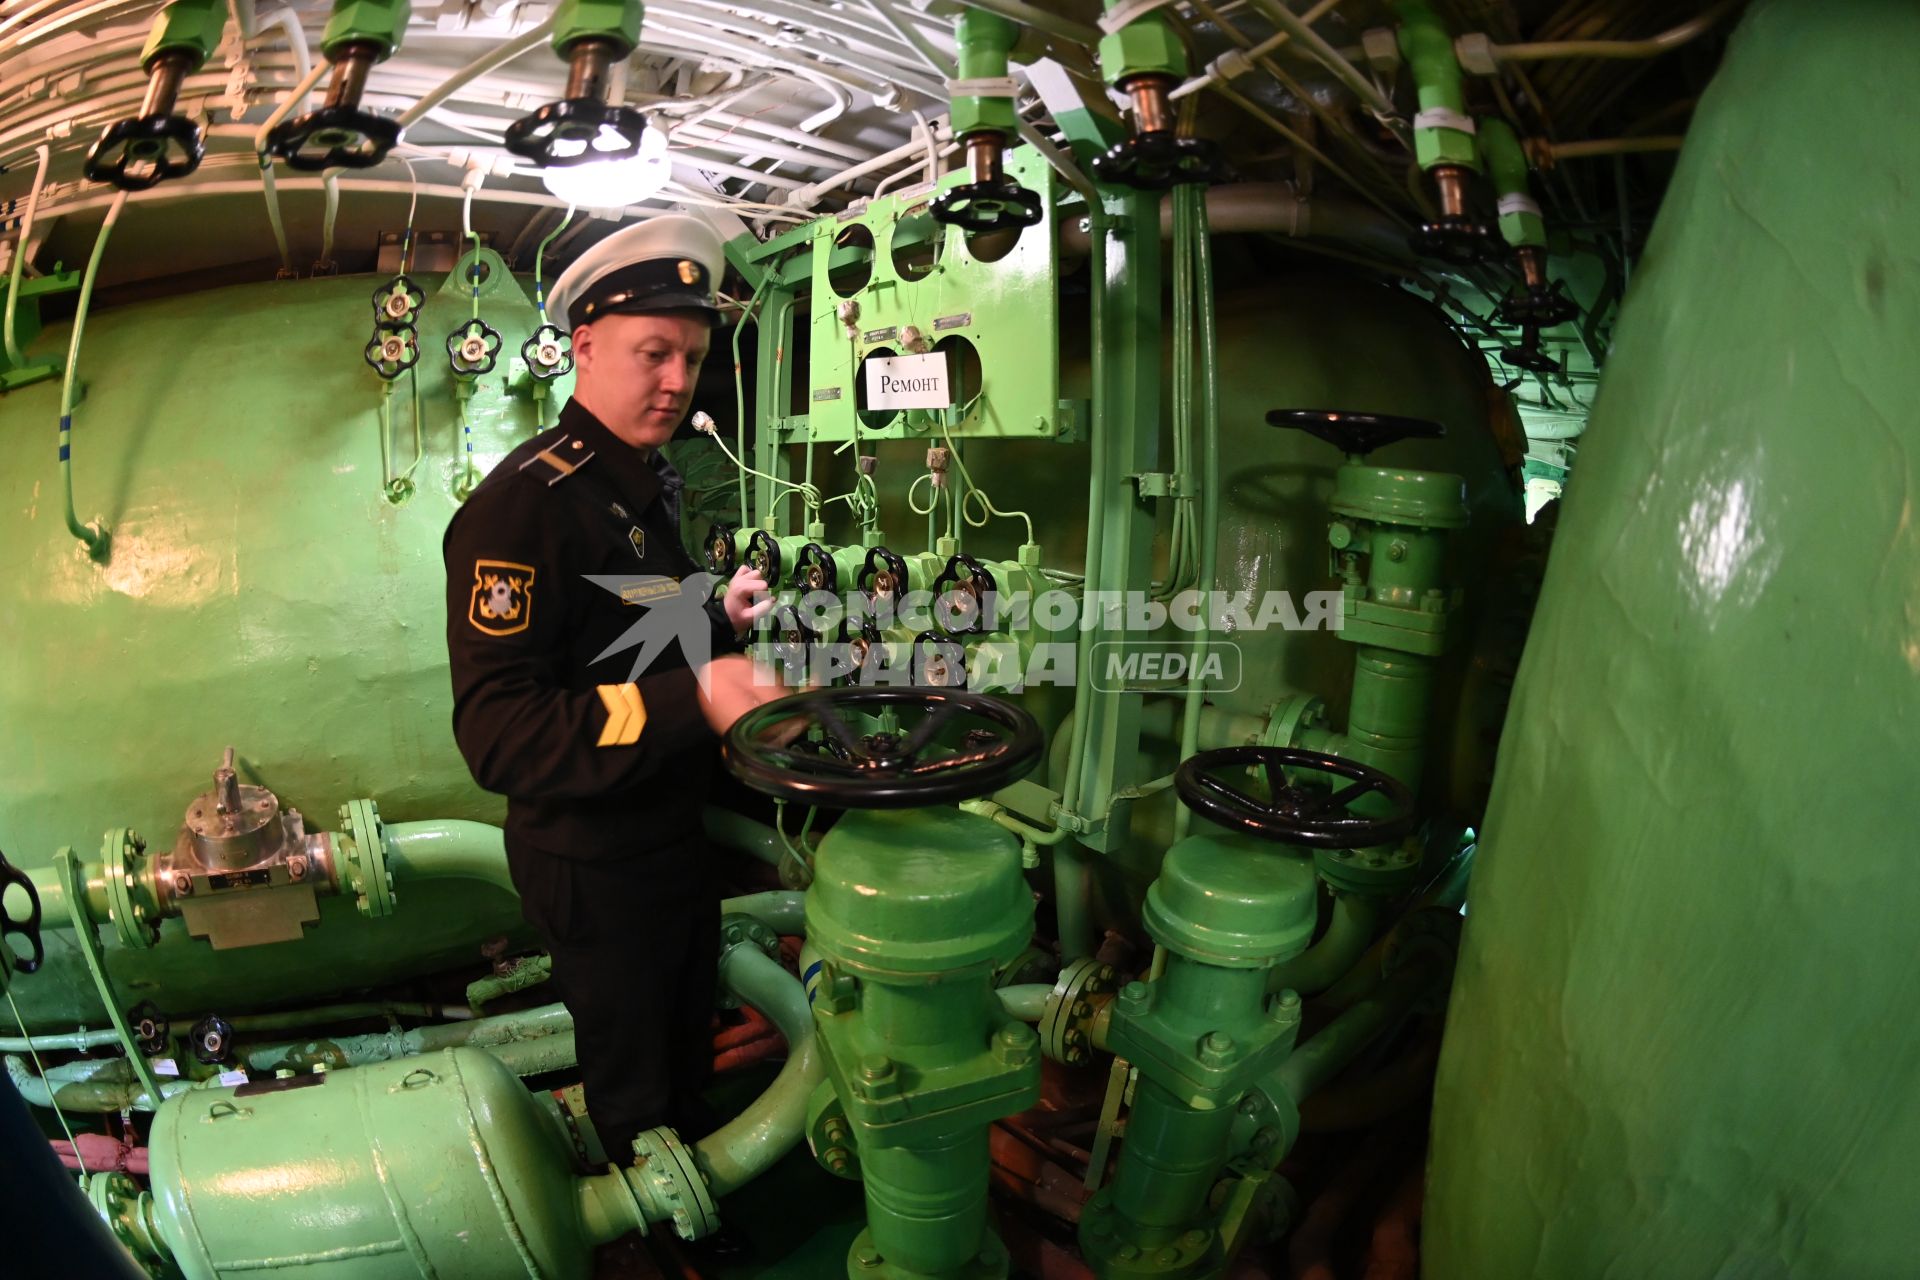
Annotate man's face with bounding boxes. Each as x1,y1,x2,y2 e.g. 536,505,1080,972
572,310,712,449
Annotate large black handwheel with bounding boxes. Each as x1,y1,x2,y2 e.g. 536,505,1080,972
1091,130,1224,191
265,104,401,171
931,176,1044,232
725,687,1041,808
84,113,204,191
504,99,649,167
0,849,43,975
1174,746,1416,849
1266,409,1444,456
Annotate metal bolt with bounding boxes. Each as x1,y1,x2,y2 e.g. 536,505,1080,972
172,873,193,897
855,1245,881,1268
1118,981,1149,1014
1117,1245,1139,1261
859,1055,892,1082
825,1148,850,1173
1181,1229,1208,1248
287,855,308,882
1387,539,1408,561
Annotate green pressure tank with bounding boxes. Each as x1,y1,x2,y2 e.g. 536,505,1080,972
1426,3,1920,1274
0,254,551,1026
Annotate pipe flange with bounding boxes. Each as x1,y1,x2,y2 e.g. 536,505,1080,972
849,1227,1008,1278
101,828,159,950
338,799,395,918
716,911,782,1009
1312,837,1423,896
1262,694,1326,749
1080,1188,1220,1278
1227,1079,1301,1171
805,1078,862,1181
86,1171,168,1267
1040,956,1119,1067
630,1126,720,1241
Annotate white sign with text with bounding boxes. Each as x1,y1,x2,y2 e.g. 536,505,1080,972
864,351,952,410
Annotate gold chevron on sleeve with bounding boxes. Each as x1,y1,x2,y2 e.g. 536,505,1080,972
595,683,647,747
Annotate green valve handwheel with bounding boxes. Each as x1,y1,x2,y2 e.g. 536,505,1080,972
724,686,1041,809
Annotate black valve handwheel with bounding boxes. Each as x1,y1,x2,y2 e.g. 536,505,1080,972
1175,746,1416,849
932,553,998,635
705,523,740,577
1409,216,1503,266
724,686,1041,808
1496,280,1579,329
931,176,1045,233
521,323,574,380
84,113,204,191
847,619,890,686
912,631,969,689
265,104,401,172
364,325,421,380
1266,409,1444,456
761,603,817,682
504,98,649,167
190,1014,235,1065
372,275,425,329
796,543,839,594
447,319,503,376
858,545,910,604
129,1001,169,1054
746,530,784,587
1091,131,1225,191
0,848,44,975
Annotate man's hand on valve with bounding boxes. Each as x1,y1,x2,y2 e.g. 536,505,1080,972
721,562,773,636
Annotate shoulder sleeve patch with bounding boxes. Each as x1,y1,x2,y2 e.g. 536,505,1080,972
469,560,537,636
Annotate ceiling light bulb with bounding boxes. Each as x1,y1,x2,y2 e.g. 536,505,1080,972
540,126,669,208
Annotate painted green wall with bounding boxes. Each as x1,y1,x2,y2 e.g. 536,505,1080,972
1426,3,1920,1273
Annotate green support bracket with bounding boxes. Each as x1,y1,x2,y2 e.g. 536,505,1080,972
140,0,228,71
53,846,168,1110
552,0,643,57
320,0,410,59
0,268,81,392
1395,0,1477,173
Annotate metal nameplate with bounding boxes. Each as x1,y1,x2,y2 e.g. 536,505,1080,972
934,313,972,332
863,326,898,345
812,387,844,402
234,1073,326,1098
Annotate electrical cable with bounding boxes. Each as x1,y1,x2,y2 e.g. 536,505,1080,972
6,987,85,1173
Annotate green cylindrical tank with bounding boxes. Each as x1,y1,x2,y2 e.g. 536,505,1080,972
0,256,552,1026
145,1048,604,1278
1426,4,1920,1275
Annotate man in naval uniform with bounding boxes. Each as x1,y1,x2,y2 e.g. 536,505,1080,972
442,214,778,1166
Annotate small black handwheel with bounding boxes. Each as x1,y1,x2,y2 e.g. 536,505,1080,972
931,176,1044,232
364,325,420,380
84,113,204,191
372,275,425,328
1409,216,1503,266
912,630,968,688
189,1014,235,1065
1496,280,1579,329
847,619,891,686
0,848,43,975
129,1001,169,1055
746,530,784,586
504,98,649,167
1266,409,1444,456
858,545,909,605
1499,334,1561,375
761,602,817,682
521,323,574,380
447,319,503,376
796,543,839,594
1092,131,1225,191
932,553,998,635
705,523,739,577
1174,746,1416,849
724,686,1041,808
265,104,402,171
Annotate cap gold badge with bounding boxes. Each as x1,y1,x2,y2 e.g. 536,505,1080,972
677,260,699,285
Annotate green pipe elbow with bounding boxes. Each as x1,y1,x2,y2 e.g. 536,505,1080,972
1395,0,1477,172
1478,117,1546,247
382,820,513,896
694,946,821,1197
1264,894,1381,997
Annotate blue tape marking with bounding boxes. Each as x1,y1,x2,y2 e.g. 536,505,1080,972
59,415,71,430
58,444,70,461
803,959,823,1005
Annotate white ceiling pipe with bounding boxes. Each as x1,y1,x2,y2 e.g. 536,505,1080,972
395,16,555,129
656,0,953,79
642,16,942,103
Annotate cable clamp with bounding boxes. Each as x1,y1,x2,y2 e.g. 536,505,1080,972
1099,0,1179,36
1413,107,1476,135
946,76,1018,100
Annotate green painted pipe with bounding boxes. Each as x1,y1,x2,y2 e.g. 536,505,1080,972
58,191,123,561
693,945,820,1196
1394,0,1478,172
383,820,516,894
1272,961,1436,1102
0,1001,470,1053
951,7,1019,140
5,1052,190,1112
1264,894,1381,997
996,984,1052,1022
1476,117,1546,248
